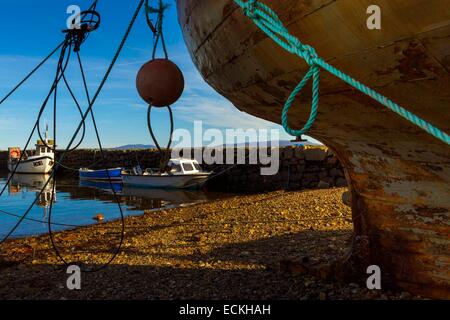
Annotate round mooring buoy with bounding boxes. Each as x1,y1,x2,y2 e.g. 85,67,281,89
136,59,185,107
93,213,104,222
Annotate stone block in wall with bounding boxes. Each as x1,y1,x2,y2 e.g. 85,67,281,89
335,177,347,187
294,147,305,159
326,156,339,166
329,168,340,177
317,181,331,189
282,147,294,159
289,182,301,189
321,176,334,185
318,171,328,179
305,165,321,173
290,172,302,181
304,148,327,161
303,172,319,182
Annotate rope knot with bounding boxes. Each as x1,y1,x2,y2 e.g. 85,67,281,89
63,10,100,52
242,0,257,19
303,45,318,65
291,41,318,66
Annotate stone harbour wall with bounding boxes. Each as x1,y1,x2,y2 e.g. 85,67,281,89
0,146,347,193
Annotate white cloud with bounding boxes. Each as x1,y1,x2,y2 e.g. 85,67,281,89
176,95,280,130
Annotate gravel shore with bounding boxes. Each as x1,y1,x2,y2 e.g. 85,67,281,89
0,187,416,299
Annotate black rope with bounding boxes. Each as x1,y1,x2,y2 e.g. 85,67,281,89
0,2,97,224
144,0,174,171
145,0,169,59
147,104,174,171
0,23,91,239
0,208,79,228
0,0,146,273
0,42,74,199
44,0,146,272
0,4,101,107
0,42,65,106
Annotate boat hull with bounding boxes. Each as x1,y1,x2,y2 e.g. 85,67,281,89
122,174,210,189
8,156,53,174
177,0,450,297
79,168,123,181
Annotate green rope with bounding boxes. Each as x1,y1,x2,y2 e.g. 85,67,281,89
234,0,450,146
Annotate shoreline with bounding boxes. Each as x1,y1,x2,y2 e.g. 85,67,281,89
0,187,417,300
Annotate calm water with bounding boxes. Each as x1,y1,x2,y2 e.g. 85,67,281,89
0,173,228,238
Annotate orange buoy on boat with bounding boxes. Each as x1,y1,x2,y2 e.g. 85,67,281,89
136,58,184,107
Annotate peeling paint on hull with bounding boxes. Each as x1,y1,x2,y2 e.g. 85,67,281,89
177,0,450,298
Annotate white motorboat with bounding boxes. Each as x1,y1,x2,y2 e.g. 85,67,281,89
122,158,211,189
7,128,55,174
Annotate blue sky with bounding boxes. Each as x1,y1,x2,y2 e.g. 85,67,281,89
0,0,299,150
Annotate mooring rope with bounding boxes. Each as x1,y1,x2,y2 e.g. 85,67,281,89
234,0,450,146
147,104,174,172
145,0,175,171
0,0,146,272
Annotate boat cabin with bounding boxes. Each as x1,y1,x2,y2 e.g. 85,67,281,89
9,139,55,160
166,159,203,175
34,139,55,156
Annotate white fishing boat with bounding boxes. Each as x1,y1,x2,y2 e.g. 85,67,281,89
7,128,55,174
122,158,211,189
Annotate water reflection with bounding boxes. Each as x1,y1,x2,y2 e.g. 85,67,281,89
79,180,210,208
0,173,229,237
8,174,56,216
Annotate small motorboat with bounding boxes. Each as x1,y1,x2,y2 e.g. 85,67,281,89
122,158,211,189
78,168,123,181
7,128,55,174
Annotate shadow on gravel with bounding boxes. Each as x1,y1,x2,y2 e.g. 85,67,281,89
0,230,356,300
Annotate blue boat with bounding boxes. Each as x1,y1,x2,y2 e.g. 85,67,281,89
79,168,123,181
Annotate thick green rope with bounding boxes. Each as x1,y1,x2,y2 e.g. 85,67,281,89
234,0,450,146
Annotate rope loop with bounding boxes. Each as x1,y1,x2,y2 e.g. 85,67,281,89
147,104,174,172
234,0,450,145
145,0,169,59
282,65,320,136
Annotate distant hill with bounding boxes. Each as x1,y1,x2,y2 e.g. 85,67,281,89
112,144,156,150
112,140,319,150
222,140,320,148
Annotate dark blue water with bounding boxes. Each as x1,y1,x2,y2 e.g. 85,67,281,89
0,173,225,238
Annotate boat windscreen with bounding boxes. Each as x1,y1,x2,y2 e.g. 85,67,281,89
182,163,194,172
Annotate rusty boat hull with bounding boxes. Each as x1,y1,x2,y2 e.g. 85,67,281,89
177,0,450,298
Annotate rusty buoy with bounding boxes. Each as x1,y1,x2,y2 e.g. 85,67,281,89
136,59,185,107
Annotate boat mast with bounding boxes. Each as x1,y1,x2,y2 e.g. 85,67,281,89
45,122,49,144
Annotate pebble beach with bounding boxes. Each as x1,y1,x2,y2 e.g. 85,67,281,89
0,187,416,300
